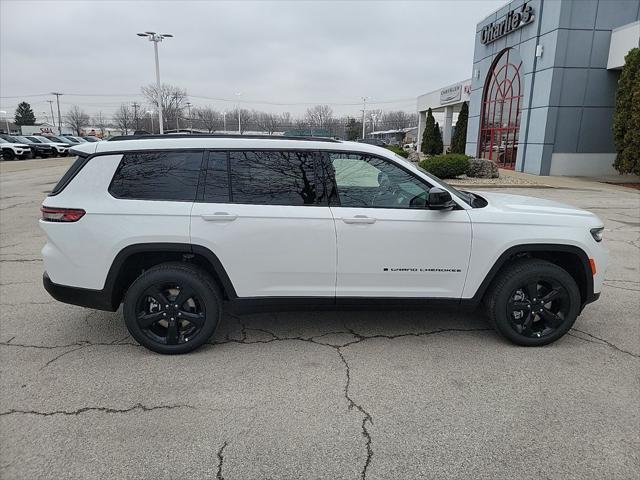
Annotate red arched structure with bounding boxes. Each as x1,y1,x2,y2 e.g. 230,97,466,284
478,48,523,170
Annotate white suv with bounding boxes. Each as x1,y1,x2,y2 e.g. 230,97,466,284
41,135,607,354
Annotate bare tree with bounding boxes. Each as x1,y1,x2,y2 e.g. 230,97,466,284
253,111,280,135
141,83,188,130
305,105,333,129
195,107,220,133
381,110,417,130
65,105,89,135
113,104,133,135
279,112,292,129
231,108,253,134
93,112,107,136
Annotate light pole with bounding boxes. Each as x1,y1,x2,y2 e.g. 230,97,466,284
222,111,226,132
147,110,154,134
0,111,8,134
235,92,242,134
361,97,368,139
137,31,173,135
186,101,192,134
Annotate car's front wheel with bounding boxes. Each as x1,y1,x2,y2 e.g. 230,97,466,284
123,262,222,354
2,150,15,161
485,259,581,346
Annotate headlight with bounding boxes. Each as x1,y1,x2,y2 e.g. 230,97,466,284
590,227,604,242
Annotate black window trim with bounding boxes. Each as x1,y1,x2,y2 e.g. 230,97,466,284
108,149,206,203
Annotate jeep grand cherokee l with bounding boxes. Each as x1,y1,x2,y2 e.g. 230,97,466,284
40,135,607,354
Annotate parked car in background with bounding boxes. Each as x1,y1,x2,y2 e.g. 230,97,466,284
82,136,101,142
31,136,69,157
62,135,87,143
2,134,54,158
403,143,416,151
0,137,31,160
42,135,77,146
357,137,387,147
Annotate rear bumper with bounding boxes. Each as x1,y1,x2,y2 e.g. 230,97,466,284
43,272,117,311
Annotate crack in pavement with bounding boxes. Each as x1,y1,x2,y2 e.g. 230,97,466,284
569,328,640,359
0,258,42,263
0,402,193,417
0,339,139,350
602,282,640,292
216,441,228,480
212,316,492,479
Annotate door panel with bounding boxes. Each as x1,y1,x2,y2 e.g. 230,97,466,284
326,152,472,298
190,150,336,298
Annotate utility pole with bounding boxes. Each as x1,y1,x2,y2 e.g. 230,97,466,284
222,111,226,132
186,101,192,134
361,97,367,139
174,93,179,131
47,100,56,129
51,92,63,134
132,102,140,131
235,92,242,134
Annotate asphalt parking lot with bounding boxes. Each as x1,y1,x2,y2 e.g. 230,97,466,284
1,157,639,479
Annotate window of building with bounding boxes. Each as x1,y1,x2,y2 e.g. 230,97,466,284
328,153,430,208
228,150,319,206
109,151,203,201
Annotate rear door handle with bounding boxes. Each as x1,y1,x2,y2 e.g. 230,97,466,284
342,215,376,224
200,212,238,222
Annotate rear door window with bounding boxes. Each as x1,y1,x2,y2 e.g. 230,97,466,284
109,151,204,201
227,150,321,206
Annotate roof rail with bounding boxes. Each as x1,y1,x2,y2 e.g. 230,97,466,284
107,134,342,143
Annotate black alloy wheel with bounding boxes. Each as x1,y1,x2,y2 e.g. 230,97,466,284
506,277,570,338
136,283,206,346
123,262,221,354
485,259,580,346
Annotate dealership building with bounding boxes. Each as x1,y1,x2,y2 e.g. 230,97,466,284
417,0,640,176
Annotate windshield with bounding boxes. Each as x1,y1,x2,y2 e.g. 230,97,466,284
35,136,55,143
62,136,80,143
2,135,19,143
0,138,6,144
26,136,42,143
14,136,30,143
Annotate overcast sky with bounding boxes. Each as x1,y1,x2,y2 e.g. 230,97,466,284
1,0,505,122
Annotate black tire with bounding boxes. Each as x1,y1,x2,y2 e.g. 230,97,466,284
485,259,580,346
2,149,15,161
123,262,222,354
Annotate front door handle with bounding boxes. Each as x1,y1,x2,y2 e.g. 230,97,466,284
200,212,238,222
342,215,376,224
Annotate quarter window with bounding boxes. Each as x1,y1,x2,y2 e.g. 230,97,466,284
228,151,319,206
109,151,203,201
328,153,430,209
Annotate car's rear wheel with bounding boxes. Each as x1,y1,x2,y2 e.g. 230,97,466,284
123,262,222,354
485,259,580,346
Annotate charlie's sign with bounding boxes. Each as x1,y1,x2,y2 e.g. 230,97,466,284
480,2,534,45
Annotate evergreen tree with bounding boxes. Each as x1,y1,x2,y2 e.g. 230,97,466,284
14,102,36,126
613,48,640,175
346,118,361,141
451,101,469,154
434,122,443,154
421,108,437,155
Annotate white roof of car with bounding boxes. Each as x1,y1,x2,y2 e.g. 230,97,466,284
71,136,393,157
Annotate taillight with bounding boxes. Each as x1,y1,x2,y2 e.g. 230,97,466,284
40,206,85,222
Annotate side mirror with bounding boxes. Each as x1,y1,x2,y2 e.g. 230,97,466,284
428,187,456,210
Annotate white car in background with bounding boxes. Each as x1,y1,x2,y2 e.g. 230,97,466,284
32,136,70,157
0,137,31,160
